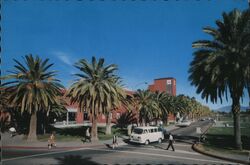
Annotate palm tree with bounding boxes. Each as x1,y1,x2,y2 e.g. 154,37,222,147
105,78,126,135
134,90,157,126
153,92,170,125
2,55,64,141
0,89,12,132
67,57,125,141
189,9,250,150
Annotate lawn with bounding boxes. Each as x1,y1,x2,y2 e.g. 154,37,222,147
38,125,128,142
204,114,250,152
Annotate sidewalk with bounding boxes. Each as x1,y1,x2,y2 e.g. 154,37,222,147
1,124,177,149
1,132,127,149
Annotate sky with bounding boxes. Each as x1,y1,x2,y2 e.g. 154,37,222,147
2,0,249,110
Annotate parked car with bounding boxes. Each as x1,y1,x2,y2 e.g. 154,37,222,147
130,126,164,145
176,120,191,127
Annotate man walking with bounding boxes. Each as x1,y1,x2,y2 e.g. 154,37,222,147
165,133,175,151
85,127,91,142
112,134,118,149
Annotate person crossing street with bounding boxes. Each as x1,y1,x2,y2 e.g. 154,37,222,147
165,132,175,151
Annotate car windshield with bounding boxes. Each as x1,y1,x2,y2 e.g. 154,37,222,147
133,128,143,134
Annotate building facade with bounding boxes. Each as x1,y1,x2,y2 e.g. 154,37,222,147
64,78,176,125
148,77,176,96
148,77,177,123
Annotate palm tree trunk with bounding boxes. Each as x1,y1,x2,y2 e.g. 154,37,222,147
91,114,99,142
165,115,169,124
27,111,37,142
232,99,242,150
142,118,146,126
105,112,112,135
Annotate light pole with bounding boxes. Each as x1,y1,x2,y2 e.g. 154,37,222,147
133,82,148,91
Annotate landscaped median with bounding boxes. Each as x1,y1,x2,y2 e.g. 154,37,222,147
192,115,250,165
192,143,250,165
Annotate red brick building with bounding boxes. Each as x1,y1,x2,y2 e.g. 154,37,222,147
148,77,176,122
148,77,176,96
65,78,176,125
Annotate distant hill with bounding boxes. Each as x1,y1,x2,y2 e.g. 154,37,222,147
214,106,249,112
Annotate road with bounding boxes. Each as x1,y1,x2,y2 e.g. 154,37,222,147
2,120,237,165
172,120,213,142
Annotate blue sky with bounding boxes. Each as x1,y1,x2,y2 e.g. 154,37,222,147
2,0,249,110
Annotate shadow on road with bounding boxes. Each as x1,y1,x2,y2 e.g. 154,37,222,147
56,155,100,165
104,143,113,149
174,135,198,143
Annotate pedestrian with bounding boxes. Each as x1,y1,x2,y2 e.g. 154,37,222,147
9,126,16,137
85,127,91,142
112,134,118,149
48,132,56,149
165,133,175,151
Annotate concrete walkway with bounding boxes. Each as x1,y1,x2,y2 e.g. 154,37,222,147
2,133,127,149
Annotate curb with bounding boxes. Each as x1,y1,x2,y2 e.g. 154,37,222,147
1,141,129,150
1,143,108,150
192,143,250,165
1,145,97,150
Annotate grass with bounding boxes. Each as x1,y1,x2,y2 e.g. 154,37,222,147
202,114,250,156
38,134,81,142
223,121,250,128
38,125,128,142
203,115,250,154
208,127,250,137
199,144,249,156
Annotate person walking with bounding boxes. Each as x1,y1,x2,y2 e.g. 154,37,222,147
85,127,91,142
9,126,16,137
48,132,56,149
165,133,175,151
112,134,118,149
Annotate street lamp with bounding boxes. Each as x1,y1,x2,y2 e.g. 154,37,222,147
133,82,148,91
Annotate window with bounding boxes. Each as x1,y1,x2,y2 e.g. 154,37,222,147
133,128,143,134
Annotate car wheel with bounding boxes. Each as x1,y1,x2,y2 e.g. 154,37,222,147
145,140,149,145
158,138,162,144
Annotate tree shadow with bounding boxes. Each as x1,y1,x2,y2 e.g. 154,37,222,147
205,134,250,150
174,135,198,143
56,155,100,165
104,143,113,149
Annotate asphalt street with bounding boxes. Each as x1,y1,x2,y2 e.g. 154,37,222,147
2,142,237,165
171,120,213,142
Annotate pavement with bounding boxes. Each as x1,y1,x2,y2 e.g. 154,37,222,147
1,124,250,165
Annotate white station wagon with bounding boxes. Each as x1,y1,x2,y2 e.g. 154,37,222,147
130,126,164,145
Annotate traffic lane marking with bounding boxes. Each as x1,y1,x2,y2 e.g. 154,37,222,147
87,148,238,164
